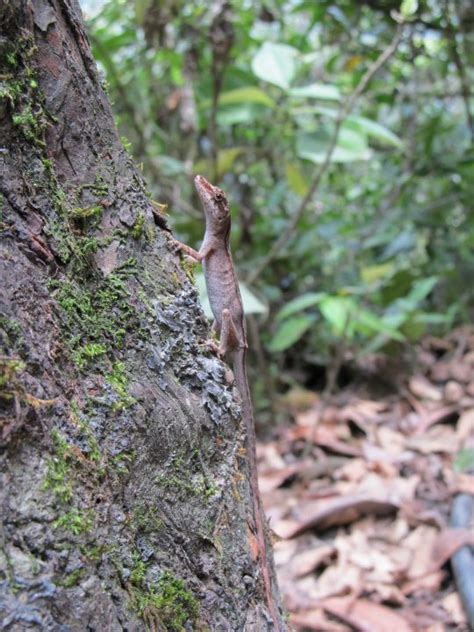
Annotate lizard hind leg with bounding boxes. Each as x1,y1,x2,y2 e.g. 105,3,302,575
218,308,239,358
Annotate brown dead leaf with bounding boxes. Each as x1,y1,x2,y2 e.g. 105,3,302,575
448,361,471,383
290,609,351,631
409,375,443,401
451,473,474,495
373,426,406,455
300,563,362,601
444,380,465,403
321,596,414,632
276,494,399,539
442,592,467,627
401,525,439,580
407,424,458,454
430,527,474,571
457,408,474,443
413,404,458,435
430,361,450,382
258,461,311,494
402,570,445,595
314,430,362,457
290,543,336,578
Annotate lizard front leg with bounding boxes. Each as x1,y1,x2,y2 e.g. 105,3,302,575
169,237,212,263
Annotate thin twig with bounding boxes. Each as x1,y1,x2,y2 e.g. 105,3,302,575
246,23,405,286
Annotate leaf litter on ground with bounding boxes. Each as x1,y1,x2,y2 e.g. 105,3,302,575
258,326,474,631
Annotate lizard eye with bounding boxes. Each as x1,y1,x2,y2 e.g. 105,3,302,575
214,191,224,201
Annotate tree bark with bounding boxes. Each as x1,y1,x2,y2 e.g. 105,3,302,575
0,2,283,630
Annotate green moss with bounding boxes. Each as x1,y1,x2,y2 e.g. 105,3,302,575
70,401,103,467
61,567,85,588
130,552,147,587
106,362,136,410
128,571,198,632
109,450,136,475
53,508,94,535
72,342,107,368
133,504,164,533
12,104,45,145
69,205,102,222
6,51,17,67
131,212,145,239
79,543,108,562
0,357,25,390
49,272,138,369
43,430,74,503
155,472,217,501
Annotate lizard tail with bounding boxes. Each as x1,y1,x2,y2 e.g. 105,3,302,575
233,350,284,631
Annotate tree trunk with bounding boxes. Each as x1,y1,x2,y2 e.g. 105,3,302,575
0,2,283,630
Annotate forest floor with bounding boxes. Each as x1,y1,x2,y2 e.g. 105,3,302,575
258,327,474,632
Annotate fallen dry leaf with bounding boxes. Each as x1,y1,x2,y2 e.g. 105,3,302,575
409,375,443,401
289,543,336,578
407,424,459,454
290,608,350,631
321,596,414,632
258,461,312,494
441,591,467,626
429,527,474,572
275,494,399,539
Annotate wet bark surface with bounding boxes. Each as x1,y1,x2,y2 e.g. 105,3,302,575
0,2,283,630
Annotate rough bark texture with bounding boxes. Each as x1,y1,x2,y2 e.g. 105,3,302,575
0,1,282,630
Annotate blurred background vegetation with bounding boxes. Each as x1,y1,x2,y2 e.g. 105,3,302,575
82,0,473,426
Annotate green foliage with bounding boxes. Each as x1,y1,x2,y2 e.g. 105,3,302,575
86,0,473,384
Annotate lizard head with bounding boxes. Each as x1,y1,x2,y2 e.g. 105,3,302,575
194,175,231,232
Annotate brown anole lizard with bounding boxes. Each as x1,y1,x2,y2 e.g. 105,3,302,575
171,175,283,630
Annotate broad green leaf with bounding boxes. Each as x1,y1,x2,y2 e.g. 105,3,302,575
406,276,438,305
219,87,275,108
285,163,308,196
360,263,394,284
319,296,356,336
355,309,405,341
251,42,298,90
346,116,403,148
292,107,402,148
196,274,267,318
217,104,263,126
297,128,371,164
268,314,316,352
413,312,452,324
239,282,268,316
401,0,418,18
276,292,327,321
289,83,341,101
